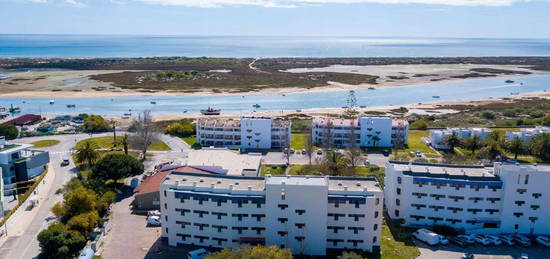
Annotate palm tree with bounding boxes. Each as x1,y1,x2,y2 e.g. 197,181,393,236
506,136,525,160
75,141,99,168
121,134,129,155
464,135,482,155
442,132,461,152
479,140,503,162
485,131,505,146
323,151,351,176
529,133,550,162
109,119,118,148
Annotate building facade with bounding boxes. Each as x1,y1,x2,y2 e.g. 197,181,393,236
505,126,550,143
429,127,492,150
384,161,550,235
160,172,383,255
312,116,408,148
196,117,291,150
0,137,50,192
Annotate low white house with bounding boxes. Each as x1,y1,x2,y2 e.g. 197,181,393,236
186,147,262,176
160,173,383,255
429,127,492,150
196,117,291,151
505,126,550,143
385,161,550,235
312,116,408,148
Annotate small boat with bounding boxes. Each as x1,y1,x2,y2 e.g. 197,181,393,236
183,110,188,113
282,94,286,96
520,82,524,85
200,107,221,115
49,99,55,104
123,113,132,116
9,104,20,113
510,92,520,95
505,80,515,84
432,96,440,98
66,104,76,108
368,87,376,90
150,101,157,104
252,104,261,109
359,105,367,108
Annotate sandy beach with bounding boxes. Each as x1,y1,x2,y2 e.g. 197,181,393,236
0,64,545,98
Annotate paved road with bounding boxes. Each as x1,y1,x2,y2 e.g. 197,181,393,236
0,133,111,259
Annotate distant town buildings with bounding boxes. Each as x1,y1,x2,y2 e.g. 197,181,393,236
196,117,291,150
429,127,492,150
505,126,550,143
385,161,550,235
160,172,383,255
0,136,50,192
312,116,408,148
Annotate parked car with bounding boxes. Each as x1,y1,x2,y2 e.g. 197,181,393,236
364,159,370,166
61,158,70,166
187,248,210,259
519,253,529,259
316,149,323,155
473,234,492,246
511,234,532,247
449,236,468,247
535,236,550,247
461,253,474,259
457,234,476,245
146,215,161,226
147,210,161,217
289,149,295,154
415,151,422,157
498,235,516,246
301,149,306,155
484,235,502,245
412,228,441,246
439,235,449,245
382,149,390,156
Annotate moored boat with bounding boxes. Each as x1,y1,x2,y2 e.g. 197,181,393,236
200,107,221,115
505,80,515,83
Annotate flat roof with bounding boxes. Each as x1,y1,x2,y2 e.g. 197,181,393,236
163,172,382,193
389,161,498,181
186,148,262,176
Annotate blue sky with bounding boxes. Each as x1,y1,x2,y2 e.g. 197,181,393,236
1,0,550,38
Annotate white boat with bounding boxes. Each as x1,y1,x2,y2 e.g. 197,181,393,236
49,99,55,104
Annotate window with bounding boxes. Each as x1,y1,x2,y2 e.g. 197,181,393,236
281,191,286,200
515,200,525,206
396,199,400,206
395,210,400,217
373,224,378,231
163,190,167,197
517,189,527,194
354,201,360,208
397,177,402,184
525,174,529,184
278,218,288,223
531,205,540,210
533,193,542,199
376,198,380,205
373,236,377,243
513,212,523,218
295,236,305,242
374,211,379,218
278,204,288,210
396,188,401,195
295,223,305,229
164,203,167,210
295,209,305,215
278,231,288,237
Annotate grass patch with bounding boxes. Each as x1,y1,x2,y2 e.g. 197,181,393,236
182,137,196,146
76,136,171,151
290,133,307,150
379,220,421,259
260,164,286,176
355,166,385,187
399,130,440,157
31,139,60,148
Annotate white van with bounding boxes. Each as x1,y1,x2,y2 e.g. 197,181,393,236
187,248,210,259
412,228,441,245
146,215,161,226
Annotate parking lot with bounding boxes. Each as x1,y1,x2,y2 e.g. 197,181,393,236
417,241,549,259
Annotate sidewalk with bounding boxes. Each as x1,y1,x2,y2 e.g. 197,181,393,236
0,165,56,247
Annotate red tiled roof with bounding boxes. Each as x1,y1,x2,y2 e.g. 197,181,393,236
4,114,42,126
134,166,214,196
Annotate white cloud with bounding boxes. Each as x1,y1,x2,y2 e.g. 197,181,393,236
137,0,540,8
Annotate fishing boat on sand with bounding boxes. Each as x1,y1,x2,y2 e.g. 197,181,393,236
200,107,221,115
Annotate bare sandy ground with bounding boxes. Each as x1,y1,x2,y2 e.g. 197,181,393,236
0,64,545,98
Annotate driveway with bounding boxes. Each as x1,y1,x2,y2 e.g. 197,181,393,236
416,240,549,259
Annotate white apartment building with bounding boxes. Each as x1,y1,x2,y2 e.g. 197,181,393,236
312,116,409,148
505,126,550,143
196,117,291,150
429,127,492,150
385,161,550,235
186,147,262,176
160,172,383,255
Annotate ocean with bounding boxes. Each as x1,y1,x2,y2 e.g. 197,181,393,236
1,34,550,58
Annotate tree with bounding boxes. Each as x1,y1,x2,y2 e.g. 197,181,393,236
109,119,118,148
542,116,550,126
121,134,129,155
485,131,505,146
529,133,550,161
338,251,364,259
323,120,334,150
91,153,144,183
321,151,351,176
410,120,428,130
75,141,99,168
464,135,483,155
130,110,158,160
346,121,362,171
82,114,110,133
67,211,100,236
206,245,292,259
37,223,86,259
96,191,116,216
55,187,97,223
506,136,525,160
478,140,503,162
281,128,291,166
0,124,18,140
165,120,195,137
442,132,461,152
305,132,314,165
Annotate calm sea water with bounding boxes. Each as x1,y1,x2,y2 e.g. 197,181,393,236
1,75,549,116
1,34,550,58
